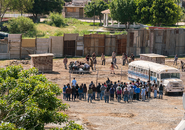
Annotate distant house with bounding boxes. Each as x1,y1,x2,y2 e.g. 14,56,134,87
63,0,90,18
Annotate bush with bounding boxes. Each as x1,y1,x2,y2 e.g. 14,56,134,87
0,65,83,130
47,12,65,27
4,16,37,36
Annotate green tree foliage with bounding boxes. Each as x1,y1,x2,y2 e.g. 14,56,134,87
109,0,137,29
84,0,108,25
135,0,153,24
0,0,13,27
151,0,181,26
0,65,83,130
26,0,64,23
136,0,182,26
47,12,65,27
3,16,37,37
11,0,34,15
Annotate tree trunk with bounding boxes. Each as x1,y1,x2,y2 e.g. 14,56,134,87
128,22,130,29
125,23,127,31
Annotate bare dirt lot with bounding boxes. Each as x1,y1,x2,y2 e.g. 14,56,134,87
1,56,185,130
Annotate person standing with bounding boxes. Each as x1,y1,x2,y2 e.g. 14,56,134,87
147,81,151,98
113,57,118,69
112,51,116,62
101,53,105,65
88,87,93,103
90,58,94,71
92,84,96,100
75,84,79,99
83,84,87,100
124,88,129,103
122,53,128,65
86,54,90,64
104,88,110,103
181,61,184,72
116,85,122,102
96,83,101,100
100,83,106,100
72,78,77,87
78,85,83,100
92,52,97,70
72,86,76,101
63,85,67,100
129,86,134,102
66,85,72,101
159,84,163,99
110,86,115,101
135,86,140,101
63,56,68,69
110,62,115,74
173,54,178,65
141,87,146,101
113,82,118,99
145,85,149,100
130,53,135,61
154,85,158,98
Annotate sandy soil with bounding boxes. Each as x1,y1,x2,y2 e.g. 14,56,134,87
1,56,185,130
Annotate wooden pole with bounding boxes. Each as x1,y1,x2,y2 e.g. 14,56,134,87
69,71,71,86
35,36,37,54
8,40,10,59
20,34,22,59
96,69,98,86
121,68,122,80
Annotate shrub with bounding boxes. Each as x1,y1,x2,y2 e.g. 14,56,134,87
54,30,64,36
4,16,37,35
47,12,65,27
0,66,83,130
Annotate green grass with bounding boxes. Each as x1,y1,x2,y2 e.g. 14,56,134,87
22,18,128,38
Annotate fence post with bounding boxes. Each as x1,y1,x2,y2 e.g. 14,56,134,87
96,69,99,86
121,68,122,80
69,71,71,86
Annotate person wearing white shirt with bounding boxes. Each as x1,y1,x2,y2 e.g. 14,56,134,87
72,78,77,87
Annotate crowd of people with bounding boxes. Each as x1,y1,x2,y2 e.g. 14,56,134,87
63,78,164,103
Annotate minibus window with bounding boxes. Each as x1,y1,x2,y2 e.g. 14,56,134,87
161,73,170,79
171,73,180,79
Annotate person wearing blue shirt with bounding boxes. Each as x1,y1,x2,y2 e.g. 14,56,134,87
133,84,137,100
135,86,141,101
110,86,115,101
78,85,83,100
72,78,77,87
63,85,67,100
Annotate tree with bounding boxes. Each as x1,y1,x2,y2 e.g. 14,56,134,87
109,0,137,29
136,0,182,26
11,0,34,15
84,0,108,25
0,0,12,27
150,0,181,26
0,65,83,130
135,0,153,24
26,0,64,23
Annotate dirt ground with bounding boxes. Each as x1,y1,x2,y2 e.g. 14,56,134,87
1,56,185,130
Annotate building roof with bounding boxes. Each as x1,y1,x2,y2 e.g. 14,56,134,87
129,60,179,73
29,53,54,57
101,9,110,14
139,53,167,58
